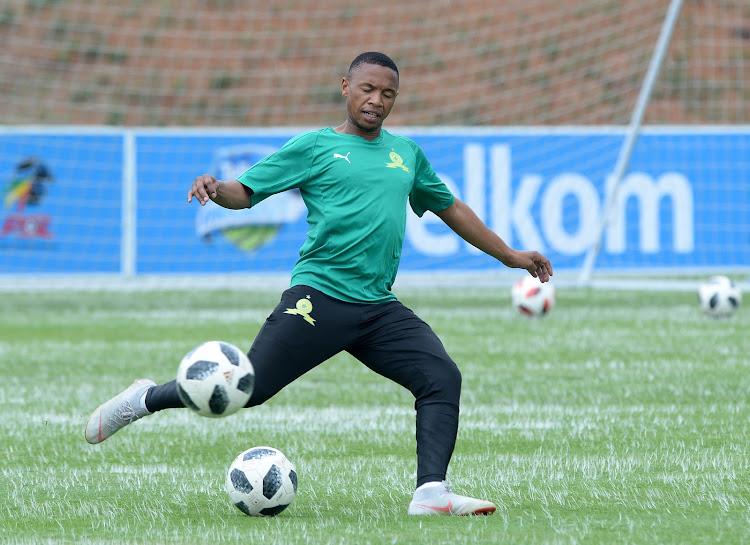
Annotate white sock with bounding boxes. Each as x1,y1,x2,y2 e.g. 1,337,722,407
415,481,445,493
139,391,151,413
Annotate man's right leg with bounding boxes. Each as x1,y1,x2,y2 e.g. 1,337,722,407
84,285,356,443
145,284,350,411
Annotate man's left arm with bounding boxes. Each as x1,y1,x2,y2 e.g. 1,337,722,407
435,198,553,282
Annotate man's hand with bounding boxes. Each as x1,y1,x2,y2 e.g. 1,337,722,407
187,174,220,206
507,250,553,283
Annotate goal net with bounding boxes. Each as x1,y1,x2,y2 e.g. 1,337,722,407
0,0,747,288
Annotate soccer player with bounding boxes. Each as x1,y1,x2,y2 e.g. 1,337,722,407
84,51,553,516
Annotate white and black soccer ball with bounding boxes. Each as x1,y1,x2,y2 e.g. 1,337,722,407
176,341,254,417
226,446,298,517
698,275,741,318
511,276,556,317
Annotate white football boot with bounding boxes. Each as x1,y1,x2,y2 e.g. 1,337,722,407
84,379,156,444
407,481,496,516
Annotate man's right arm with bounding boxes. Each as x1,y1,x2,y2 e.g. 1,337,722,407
187,175,253,209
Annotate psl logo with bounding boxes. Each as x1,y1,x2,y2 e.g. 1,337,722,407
1,158,54,239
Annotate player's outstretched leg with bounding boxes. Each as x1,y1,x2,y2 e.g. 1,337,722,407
84,379,156,444
407,481,496,516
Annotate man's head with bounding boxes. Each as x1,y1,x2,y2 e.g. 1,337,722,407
341,52,399,139
346,51,399,80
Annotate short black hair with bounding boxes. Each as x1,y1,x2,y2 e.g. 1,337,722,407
347,52,399,78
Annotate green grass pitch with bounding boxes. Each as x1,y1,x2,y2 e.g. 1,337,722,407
1,286,748,544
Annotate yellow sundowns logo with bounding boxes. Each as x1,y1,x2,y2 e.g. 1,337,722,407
284,296,316,326
386,151,409,172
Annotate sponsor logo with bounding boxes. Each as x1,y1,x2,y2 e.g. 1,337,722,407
406,143,694,257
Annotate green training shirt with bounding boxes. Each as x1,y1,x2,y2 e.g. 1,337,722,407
237,127,455,303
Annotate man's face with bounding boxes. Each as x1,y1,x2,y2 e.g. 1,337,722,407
342,63,399,136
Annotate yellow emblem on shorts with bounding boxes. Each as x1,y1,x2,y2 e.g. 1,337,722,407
386,151,409,172
284,296,316,326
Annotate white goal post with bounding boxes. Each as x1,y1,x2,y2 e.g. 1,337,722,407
578,0,684,287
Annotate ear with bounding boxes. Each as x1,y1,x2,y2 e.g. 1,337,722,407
341,77,349,96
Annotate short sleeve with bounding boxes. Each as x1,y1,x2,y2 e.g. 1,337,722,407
407,141,455,217
237,132,317,207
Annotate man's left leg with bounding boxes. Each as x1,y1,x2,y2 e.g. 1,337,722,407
348,300,495,516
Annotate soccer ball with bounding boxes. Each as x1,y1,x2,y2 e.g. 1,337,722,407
698,276,741,318
226,446,298,517
511,276,556,317
176,340,254,417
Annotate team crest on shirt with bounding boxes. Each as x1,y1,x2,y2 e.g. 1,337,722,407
284,296,316,326
385,151,409,172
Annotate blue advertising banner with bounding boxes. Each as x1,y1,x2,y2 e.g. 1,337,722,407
0,131,124,273
1,128,748,275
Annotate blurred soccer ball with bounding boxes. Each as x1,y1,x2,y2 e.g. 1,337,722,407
176,340,254,417
226,446,298,517
698,276,741,318
511,276,556,317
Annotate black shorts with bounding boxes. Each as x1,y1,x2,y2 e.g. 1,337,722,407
246,285,462,408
